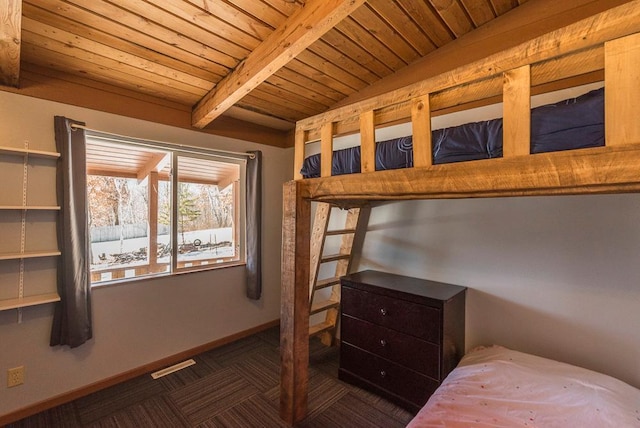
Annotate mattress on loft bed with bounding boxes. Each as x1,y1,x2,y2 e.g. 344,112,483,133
300,88,604,179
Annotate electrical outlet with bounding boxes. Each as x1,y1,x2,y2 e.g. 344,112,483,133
7,366,24,388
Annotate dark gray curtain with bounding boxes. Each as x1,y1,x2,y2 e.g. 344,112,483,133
51,116,93,348
245,150,262,300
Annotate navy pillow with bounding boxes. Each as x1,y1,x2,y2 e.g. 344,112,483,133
432,118,503,164
531,88,604,153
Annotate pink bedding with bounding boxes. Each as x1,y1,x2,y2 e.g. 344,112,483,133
407,346,640,427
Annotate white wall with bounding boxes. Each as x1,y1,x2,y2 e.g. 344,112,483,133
0,91,293,416
357,195,640,388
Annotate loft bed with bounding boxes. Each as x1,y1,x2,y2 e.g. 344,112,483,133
279,2,640,425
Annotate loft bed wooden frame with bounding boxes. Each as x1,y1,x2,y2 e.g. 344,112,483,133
279,2,640,424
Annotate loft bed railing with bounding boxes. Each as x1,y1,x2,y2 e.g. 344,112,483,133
292,3,640,200
280,1,640,425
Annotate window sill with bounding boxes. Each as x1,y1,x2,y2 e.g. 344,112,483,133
90,261,246,289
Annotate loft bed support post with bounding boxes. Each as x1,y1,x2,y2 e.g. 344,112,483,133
412,95,433,167
605,32,640,146
280,180,311,425
360,110,376,172
503,65,531,157
294,128,307,180
321,122,334,177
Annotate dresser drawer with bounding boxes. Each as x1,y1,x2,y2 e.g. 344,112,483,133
342,286,441,343
341,315,440,379
340,343,438,407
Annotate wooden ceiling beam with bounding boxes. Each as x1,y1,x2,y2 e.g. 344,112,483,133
217,168,240,190
191,0,366,129
0,0,22,87
137,152,171,181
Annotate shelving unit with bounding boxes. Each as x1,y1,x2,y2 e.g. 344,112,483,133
0,251,62,261
0,293,61,311
0,145,60,159
0,144,61,314
0,206,60,210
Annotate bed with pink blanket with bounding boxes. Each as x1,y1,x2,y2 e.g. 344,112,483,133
407,346,640,427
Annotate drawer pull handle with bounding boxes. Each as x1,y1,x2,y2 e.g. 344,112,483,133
380,370,387,378
379,339,387,347
380,308,387,316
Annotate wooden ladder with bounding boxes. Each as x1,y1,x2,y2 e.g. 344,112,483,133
308,202,368,346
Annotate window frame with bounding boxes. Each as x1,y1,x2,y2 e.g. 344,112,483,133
85,132,248,286
171,151,247,275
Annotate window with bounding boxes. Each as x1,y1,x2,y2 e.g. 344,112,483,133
85,135,246,285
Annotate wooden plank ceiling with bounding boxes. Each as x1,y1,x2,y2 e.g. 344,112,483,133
3,0,527,146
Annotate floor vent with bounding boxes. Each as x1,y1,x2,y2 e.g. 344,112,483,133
151,359,196,379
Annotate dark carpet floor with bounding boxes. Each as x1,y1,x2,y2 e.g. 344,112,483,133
7,327,414,427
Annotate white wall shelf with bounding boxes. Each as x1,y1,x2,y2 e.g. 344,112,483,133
0,145,60,159
0,206,60,210
0,251,61,261
0,143,61,314
0,292,61,311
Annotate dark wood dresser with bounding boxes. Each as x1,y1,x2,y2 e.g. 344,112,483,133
338,270,466,413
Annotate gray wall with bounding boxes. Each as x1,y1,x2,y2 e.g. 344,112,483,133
317,83,640,390
0,91,293,416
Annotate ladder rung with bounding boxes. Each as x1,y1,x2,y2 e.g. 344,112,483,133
309,321,335,337
321,253,351,263
325,228,356,236
310,299,340,315
314,277,341,290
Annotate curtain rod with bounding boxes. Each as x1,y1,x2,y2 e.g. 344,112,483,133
69,123,256,159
